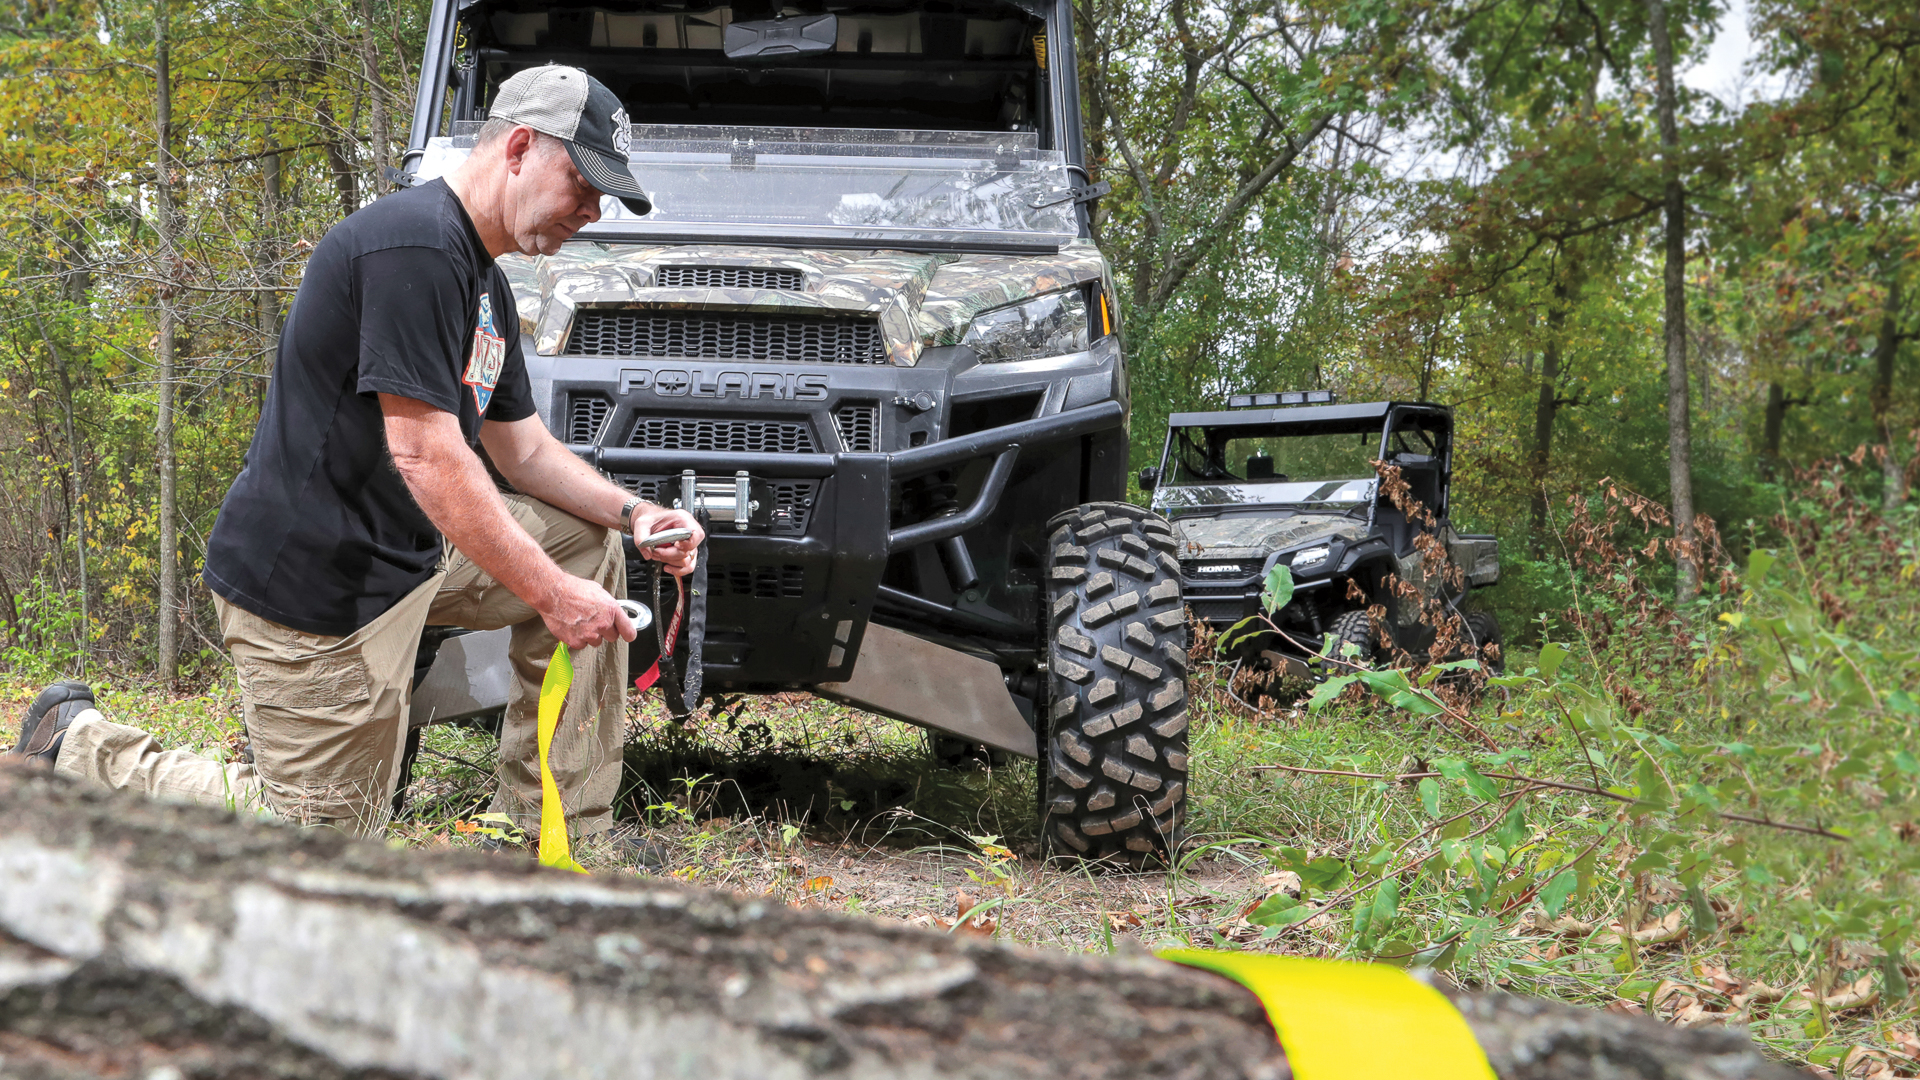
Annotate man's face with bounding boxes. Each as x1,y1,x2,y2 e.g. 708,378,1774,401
504,131,604,255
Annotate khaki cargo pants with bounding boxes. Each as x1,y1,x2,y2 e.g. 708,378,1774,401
55,494,628,838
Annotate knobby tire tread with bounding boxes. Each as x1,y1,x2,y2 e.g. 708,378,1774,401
1041,502,1188,867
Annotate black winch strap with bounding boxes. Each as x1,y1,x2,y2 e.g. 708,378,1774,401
643,531,708,721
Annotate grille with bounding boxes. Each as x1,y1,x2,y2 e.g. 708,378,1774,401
1180,559,1263,579
655,265,804,291
714,563,806,599
567,395,611,444
567,309,885,363
629,416,817,454
833,402,880,452
1187,598,1245,624
613,475,817,533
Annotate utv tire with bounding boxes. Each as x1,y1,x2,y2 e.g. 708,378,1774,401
1464,610,1504,675
1040,502,1188,866
1323,609,1376,670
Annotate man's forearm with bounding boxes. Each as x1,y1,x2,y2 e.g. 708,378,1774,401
494,434,638,531
478,411,704,575
392,427,563,609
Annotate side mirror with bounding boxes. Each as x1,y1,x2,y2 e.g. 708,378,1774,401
1137,466,1159,491
724,13,838,60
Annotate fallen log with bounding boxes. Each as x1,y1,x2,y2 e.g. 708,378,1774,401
0,767,1803,1079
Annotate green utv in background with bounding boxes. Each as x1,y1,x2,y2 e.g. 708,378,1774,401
1140,394,1502,676
400,0,1188,862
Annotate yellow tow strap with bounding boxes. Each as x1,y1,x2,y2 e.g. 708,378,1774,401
536,643,587,873
1158,951,1495,1080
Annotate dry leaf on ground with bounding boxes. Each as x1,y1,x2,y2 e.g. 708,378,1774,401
1598,908,1689,947
1787,974,1881,1014
910,891,998,937
1260,870,1302,897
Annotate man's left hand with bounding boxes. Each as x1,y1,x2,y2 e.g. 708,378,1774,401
631,507,705,576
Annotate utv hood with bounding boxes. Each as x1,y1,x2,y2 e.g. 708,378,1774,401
1169,512,1369,562
496,239,1108,366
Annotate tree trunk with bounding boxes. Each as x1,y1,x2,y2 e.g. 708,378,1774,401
1529,281,1569,552
32,315,90,671
153,0,181,685
255,148,283,384
359,0,392,197
1646,0,1697,602
1870,276,1906,508
314,58,360,219
1762,381,1787,480
0,770,1806,1080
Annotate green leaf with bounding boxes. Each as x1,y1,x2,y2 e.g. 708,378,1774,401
1540,870,1577,918
1261,563,1295,615
1685,882,1718,936
1879,950,1911,1003
1218,616,1263,652
1537,641,1570,679
1357,668,1446,716
1633,754,1672,810
1436,758,1499,801
1247,893,1308,927
1371,937,1424,967
1370,877,1400,929
1745,548,1777,584
1418,777,1442,817
1301,856,1351,891
1419,659,1479,687
1492,803,1527,850
1626,850,1672,874
1306,674,1359,712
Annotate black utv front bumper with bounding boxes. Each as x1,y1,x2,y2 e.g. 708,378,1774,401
575,399,1124,689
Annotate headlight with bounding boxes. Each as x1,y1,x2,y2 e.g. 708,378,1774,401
1290,545,1332,569
961,290,1089,363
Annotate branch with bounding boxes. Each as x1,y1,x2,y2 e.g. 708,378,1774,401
1150,112,1337,308
1249,764,1852,840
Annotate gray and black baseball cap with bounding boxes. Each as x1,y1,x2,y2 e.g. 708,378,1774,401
489,65,651,216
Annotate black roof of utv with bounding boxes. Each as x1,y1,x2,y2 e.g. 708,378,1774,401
1165,401,1450,429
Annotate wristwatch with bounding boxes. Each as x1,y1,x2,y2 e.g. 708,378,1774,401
620,496,644,534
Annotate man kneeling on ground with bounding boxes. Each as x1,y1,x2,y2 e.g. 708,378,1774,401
7,66,702,839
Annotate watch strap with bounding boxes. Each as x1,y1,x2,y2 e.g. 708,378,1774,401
619,496,644,533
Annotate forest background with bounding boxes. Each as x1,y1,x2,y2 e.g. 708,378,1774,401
0,0,1911,677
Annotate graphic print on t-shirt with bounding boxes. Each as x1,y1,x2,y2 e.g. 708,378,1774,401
463,292,506,412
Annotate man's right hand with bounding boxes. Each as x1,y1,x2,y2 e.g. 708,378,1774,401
539,574,637,649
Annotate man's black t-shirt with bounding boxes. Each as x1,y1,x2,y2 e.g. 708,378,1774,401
203,179,536,637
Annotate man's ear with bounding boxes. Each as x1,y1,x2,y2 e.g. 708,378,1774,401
502,125,537,175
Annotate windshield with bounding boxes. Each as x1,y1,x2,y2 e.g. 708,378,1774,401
415,124,1078,248
1165,423,1383,505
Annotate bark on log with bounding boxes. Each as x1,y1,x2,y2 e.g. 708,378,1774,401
0,768,1804,1080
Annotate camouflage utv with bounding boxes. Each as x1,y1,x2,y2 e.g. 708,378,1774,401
401,0,1188,861
1139,393,1501,674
